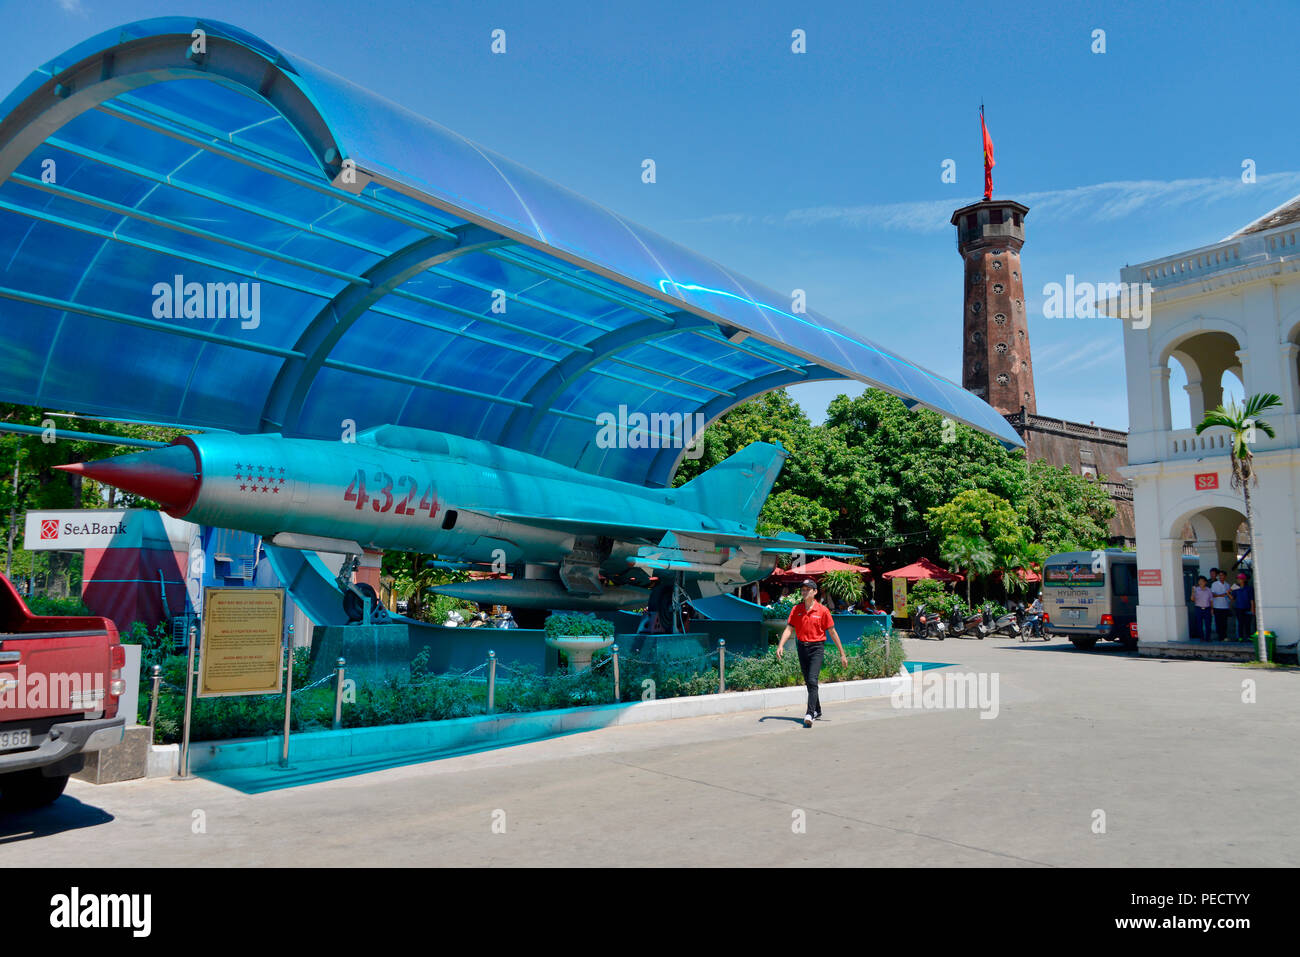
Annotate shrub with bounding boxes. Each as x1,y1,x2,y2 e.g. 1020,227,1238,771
819,570,864,607
543,612,614,639
24,594,92,616
763,595,799,621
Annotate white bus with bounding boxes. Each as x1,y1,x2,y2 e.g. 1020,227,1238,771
1041,549,1198,650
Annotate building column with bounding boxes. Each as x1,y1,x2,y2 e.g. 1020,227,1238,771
1182,376,1205,423
1150,365,1172,431
1136,536,1188,644
1234,348,1251,394
1282,344,1300,446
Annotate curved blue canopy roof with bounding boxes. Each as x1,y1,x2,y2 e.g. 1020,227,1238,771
0,17,1021,488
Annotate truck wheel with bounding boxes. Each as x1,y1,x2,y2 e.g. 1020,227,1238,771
0,770,69,810
1070,637,1098,651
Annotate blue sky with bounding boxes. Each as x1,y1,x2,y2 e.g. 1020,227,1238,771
2,0,1296,430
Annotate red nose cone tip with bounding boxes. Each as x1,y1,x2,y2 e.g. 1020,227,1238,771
57,444,200,512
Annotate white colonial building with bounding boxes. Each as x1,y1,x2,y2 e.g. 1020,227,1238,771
1118,197,1300,654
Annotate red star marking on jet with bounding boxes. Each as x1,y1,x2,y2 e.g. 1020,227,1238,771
239,484,247,492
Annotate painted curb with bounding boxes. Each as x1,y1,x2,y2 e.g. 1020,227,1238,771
185,671,910,773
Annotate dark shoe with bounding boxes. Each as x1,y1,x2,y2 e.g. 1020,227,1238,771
813,711,823,720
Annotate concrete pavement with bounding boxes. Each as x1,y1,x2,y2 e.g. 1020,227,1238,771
1,636,1295,866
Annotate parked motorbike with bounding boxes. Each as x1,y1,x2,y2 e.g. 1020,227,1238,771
911,604,947,640
982,607,1021,639
948,608,988,639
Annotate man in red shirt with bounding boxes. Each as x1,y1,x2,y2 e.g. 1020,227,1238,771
776,578,848,727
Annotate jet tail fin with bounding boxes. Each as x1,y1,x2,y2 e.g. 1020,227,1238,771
675,441,786,529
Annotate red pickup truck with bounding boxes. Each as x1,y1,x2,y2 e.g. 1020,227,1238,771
0,575,126,809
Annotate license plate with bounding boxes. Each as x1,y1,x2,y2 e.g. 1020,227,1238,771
0,729,31,751
1065,609,1085,621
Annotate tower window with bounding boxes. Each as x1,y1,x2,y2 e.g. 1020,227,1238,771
989,209,1003,225
972,330,983,344
993,283,1004,294
1013,211,1022,226
995,342,1008,354
993,314,1006,326
972,301,982,313
1017,329,1025,340
1023,391,1031,402
1021,360,1028,370
997,373,1009,385
1015,299,1022,311
992,260,1003,271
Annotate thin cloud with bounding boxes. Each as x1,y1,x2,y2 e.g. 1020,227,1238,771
53,0,87,12
697,172,1300,234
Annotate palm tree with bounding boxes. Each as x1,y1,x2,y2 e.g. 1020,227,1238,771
1196,392,1282,662
940,535,995,608
1004,540,1048,601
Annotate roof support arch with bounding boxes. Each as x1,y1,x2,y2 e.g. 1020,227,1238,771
641,369,837,488
0,24,339,186
259,223,508,432
499,312,714,450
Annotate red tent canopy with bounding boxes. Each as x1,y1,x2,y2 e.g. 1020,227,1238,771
997,567,1041,583
880,557,964,582
769,557,870,581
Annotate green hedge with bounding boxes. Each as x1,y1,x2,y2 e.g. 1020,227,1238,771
144,637,907,744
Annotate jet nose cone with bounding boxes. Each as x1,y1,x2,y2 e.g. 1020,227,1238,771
57,443,200,513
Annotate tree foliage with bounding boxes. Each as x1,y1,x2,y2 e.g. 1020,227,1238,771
1023,459,1114,554
671,388,1119,581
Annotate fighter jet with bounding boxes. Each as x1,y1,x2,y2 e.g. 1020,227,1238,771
58,424,856,610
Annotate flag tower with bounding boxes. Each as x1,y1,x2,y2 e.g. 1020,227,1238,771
952,107,1036,415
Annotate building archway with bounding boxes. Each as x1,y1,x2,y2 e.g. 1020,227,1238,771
1175,505,1250,576
1163,330,1245,431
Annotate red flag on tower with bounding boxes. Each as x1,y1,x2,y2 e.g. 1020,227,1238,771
981,105,995,200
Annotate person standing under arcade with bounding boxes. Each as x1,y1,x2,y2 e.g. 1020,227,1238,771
776,578,848,727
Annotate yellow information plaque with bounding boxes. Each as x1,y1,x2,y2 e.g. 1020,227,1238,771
892,577,908,619
197,587,286,698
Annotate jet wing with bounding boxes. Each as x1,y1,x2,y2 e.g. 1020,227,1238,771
492,511,857,554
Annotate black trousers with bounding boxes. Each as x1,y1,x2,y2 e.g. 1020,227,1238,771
796,640,825,716
1213,608,1231,642
1234,609,1253,642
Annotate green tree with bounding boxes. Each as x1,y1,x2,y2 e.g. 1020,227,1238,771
1023,459,1114,554
927,489,1024,605
756,490,833,539
938,536,993,607
1196,392,1282,663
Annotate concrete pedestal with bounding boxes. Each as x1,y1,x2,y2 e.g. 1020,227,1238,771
74,724,150,784
309,623,411,684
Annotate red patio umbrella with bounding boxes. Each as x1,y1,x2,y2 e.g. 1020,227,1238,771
769,556,870,581
880,557,964,582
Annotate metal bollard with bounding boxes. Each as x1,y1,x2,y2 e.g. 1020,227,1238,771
718,639,726,694
611,644,620,701
279,631,294,769
147,664,161,740
487,650,496,714
333,657,346,730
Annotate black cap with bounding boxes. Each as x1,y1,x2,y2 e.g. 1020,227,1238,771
800,578,817,590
